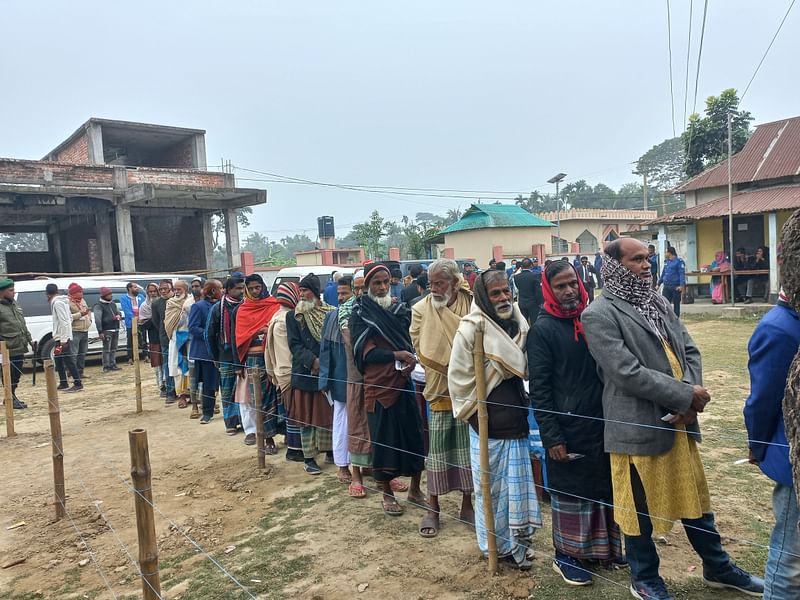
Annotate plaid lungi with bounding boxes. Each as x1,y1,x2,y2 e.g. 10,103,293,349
219,363,241,430
470,428,541,564
550,492,623,562
425,410,473,496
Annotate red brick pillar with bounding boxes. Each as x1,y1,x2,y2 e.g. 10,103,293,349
389,247,401,261
492,245,504,263
239,251,255,275
442,247,455,259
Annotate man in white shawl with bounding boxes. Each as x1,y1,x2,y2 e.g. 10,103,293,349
448,268,541,570
165,280,194,407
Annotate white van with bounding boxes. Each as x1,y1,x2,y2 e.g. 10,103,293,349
12,274,185,363
270,266,356,296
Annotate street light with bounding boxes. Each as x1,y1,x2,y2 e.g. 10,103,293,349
548,173,567,253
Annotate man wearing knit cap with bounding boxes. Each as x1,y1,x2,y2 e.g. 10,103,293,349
286,273,335,474
67,283,92,381
350,263,426,515
93,287,122,372
266,281,304,462
0,278,34,408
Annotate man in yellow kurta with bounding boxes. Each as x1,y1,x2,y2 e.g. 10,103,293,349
410,259,474,538
582,238,763,600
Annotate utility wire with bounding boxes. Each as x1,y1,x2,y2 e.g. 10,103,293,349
691,0,710,118
666,0,677,137
741,0,796,101
682,0,694,129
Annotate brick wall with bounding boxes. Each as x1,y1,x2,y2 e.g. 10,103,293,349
127,168,228,188
132,214,208,271
157,138,194,168
55,134,90,164
0,159,112,187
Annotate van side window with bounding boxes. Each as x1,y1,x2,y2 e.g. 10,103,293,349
16,292,52,317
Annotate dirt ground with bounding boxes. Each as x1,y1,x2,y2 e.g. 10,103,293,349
0,319,774,599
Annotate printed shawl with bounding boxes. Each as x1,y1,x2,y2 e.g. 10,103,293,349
295,302,335,342
350,295,414,374
600,254,669,340
219,294,243,350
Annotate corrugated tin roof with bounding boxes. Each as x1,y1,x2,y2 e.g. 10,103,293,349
650,185,800,223
440,203,553,234
537,208,658,221
675,116,800,193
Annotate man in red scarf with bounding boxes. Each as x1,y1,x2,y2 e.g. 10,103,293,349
527,260,623,587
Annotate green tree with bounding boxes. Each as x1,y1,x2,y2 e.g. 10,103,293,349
515,191,559,213
211,206,253,248
634,136,685,192
682,88,753,178
351,210,388,259
403,220,441,260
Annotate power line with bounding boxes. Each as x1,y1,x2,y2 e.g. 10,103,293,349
666,0,677,137
741,0,797,101
682,0,694,128
691,0,710,118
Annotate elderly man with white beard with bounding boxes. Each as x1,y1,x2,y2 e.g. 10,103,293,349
410,258,475,538
350,263,426,516
448,269,542,570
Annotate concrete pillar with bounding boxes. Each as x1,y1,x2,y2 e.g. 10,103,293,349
86,122,105,165
657,225,667,276
492,245,504,263
685,222,698,284
388,247,401,261
115,205,136,272
48,229,64,272
95,210,114,272
240,251,255,275
531,243,546,264
201,211,215,271
191,134,207,169
224,208,240,270
442,247,455,260
768,212,779,301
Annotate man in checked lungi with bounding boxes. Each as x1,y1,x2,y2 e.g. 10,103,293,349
410,259,474,538
448,269,541,571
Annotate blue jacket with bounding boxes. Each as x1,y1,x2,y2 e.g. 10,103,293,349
323,280,339,307
318,310,347,402
659,256,685,287
744,302,800,487
119,292,146,330
390,282,403,299
648,254,659,280
188,298,214,361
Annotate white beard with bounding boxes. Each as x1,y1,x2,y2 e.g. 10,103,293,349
495,303,514,320
369,291,393,309
295,299,317,314
430,291,451,309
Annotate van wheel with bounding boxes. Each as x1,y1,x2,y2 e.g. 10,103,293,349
39,338,58,363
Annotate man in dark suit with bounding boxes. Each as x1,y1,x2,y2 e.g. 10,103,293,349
577,256,598,302
512,258,542,325
401,265,424,305
582,237,763,600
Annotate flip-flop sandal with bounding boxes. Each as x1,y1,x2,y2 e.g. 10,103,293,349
382,499,404,516
178,398,189,409
419,513,439,538
348,483,367,498
337,472,353,484
264,442,278,455
389,479,409,492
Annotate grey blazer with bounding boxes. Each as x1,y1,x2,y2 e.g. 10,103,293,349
581,291,702,456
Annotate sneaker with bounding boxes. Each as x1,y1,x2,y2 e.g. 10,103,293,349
57,382,69,390
12,398,27,410
65,384,84,393
285,449,304,462
244,433,256,446
304,459,322,475
552,553,593,586
159,389,167,398
703,563,764,597
110,366,121,371
165,394,178,404
499,553,532,571
199,415,213,424
630,578,673,600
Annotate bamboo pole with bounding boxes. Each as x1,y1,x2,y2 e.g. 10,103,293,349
472,324,498,574
1,341,15,438
129,428,161,600
132,317,142,413
45,360,65,520
252,367,266,469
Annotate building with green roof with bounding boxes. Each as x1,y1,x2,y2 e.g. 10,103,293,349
433,203,554,268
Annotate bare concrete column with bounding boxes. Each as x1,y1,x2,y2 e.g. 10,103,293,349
95,209,114,272
224,208,240,270
201,211,215,270
115,205,136,272
48,228,64,272
86,122,105,165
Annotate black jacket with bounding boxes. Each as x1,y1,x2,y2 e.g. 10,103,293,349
514,270,542,307
577,263,598,291
286,311,321,392
148,297,170,348
527,312,611,500
401,280,421,304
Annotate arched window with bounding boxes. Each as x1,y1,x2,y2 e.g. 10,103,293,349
577,229,598,253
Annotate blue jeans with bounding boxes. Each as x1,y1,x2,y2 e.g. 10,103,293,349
764,484,800,599
662,285,682,317
625,465,729,583
161,344,175,396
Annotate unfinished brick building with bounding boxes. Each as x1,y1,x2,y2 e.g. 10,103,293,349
0,118,266,274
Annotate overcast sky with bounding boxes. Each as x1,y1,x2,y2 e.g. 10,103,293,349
1,1,797,241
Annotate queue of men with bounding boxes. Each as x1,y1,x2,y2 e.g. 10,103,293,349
6,225,800,598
